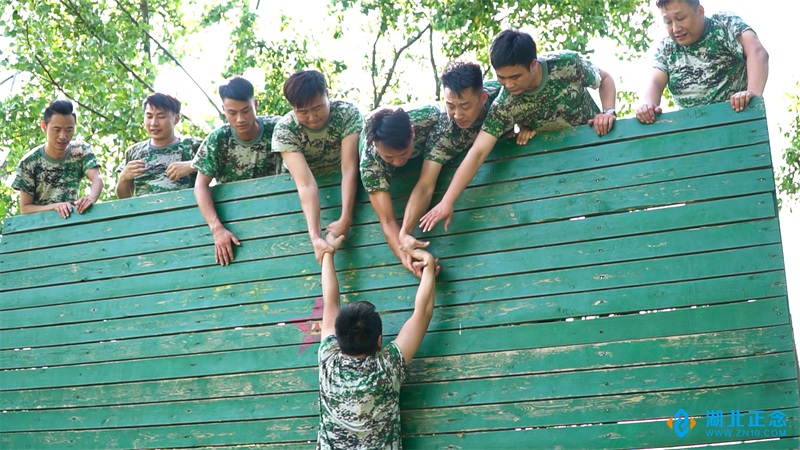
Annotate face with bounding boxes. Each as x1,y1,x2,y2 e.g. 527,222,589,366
293,92,330,131
375,128,415,167
495,63,537,95
144,104,179,143
444,86,488,129
222,97,258,138
41,113,76,153
661,1,706,46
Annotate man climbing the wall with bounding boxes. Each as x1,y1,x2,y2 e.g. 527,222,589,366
317,231,437,448
12,99,104,218
117,93,200,199
419,29,617,233
636,0,769,123
191,76,282,266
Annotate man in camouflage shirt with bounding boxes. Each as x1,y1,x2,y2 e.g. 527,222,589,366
12,99,103,219
272,70,362,264
359,103,440,275
420,29,617,233
117,93,200,198
317,231,436,449
191,76,282,266
636,0,769,123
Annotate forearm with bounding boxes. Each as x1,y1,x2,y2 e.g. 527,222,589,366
20,203,57,215
116,178,134,199
643,79,665,106
322,253,340,310
194,184,224,231
440,150,486,206
401,182,435,235
414,264,436,318
338,166,357,224
88,176,104,203
297,183,323,240
746,50,769,95
598,71,617,110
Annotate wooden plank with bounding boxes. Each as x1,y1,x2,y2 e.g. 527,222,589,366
0,193,778,328
2,326,791,410
0,295,790,390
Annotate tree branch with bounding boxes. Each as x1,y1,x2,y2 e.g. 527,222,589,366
429,26,439,101
375,22,431,108
112,0,224,118
371,25,385,109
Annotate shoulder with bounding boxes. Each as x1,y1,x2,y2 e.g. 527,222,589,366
274,111,299,132
259,115,282,134
711,11,753,38
70,141,95,155
330,99,361,115
318,335,340,362
543,50,581,65
406,103,442,123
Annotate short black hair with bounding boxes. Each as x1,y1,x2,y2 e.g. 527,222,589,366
441,59,484,99
143,93,181,115
490,29,537,70
365,107,412,151
42,99,76,124
219,76,254,102
283,70,327,108
335,301,382,356
656,0,699,8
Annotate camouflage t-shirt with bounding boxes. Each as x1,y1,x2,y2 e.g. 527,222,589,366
359,104,441,193
272,99,363,172
117,137,201,196
482,51,602,137
12,141,100,205
426,81,503,164
653,12,752,109
317,335,408,450
191,116,282,183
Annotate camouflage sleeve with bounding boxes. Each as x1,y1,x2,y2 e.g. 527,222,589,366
716,11,753,39
359,134,392,192
11,158,35,195
116,143,137,173
318,335,338,365
481,92,514,138
192,129,221,179
386,342,409,384
78,143,100,173
340,101,364,136
425,115,465,165
271,114,305,154
652,37,672,73
575,52,602,90
186,138,202,159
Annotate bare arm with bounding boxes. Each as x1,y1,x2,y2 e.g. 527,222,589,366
419,131,497,232
19,191,73,218
636,68,669,124
588,68,617,136
327,132,359,239
194,172,240,266
399,159,442,250
393,248,437,365
320,233,346,340
116,160,145,199
369,190,420,277
281,151,332,264
730,30,769,112
166,161,197,181
74,167,103,214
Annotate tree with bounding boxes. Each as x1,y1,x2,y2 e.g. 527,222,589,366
778,84,800,209
330,0,654,108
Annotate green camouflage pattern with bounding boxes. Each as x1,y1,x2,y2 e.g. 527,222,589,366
272,99,363,171
318,335,407,450
482,51,602,137
654,12,752,109
12,141,100,205
359,103,441,193
117,137,201,196
426,81,502,164
191,116,282,183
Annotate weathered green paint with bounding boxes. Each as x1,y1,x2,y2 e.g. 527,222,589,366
0,100,797,448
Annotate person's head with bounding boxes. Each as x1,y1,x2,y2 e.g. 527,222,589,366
441,59,489,129
657,0,705,46
219,76,259,138
365,107,415,167
41,99,77,153
335,301,383,356
283,69,331,131
490,29,539,95
142,93,181,144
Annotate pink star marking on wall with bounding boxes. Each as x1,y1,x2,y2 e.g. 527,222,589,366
292,297,324,355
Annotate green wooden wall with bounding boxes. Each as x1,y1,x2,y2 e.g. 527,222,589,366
1,100,798,449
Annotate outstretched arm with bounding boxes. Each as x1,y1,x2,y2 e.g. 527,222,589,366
398,159,443,251
320,232,346,340
393,248,437,365
194,172,240,266
730,30,769,112
281,151,333,265
636,69,668,124
419,131,497,232
369,190,421,277
19,191,73,218
75,167,103,214
588,69,617,136
327,132,359,239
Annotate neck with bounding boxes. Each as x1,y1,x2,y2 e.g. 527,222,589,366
44,142,67,159
236,121,259,141
151,135,178,147
530,61,543,90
